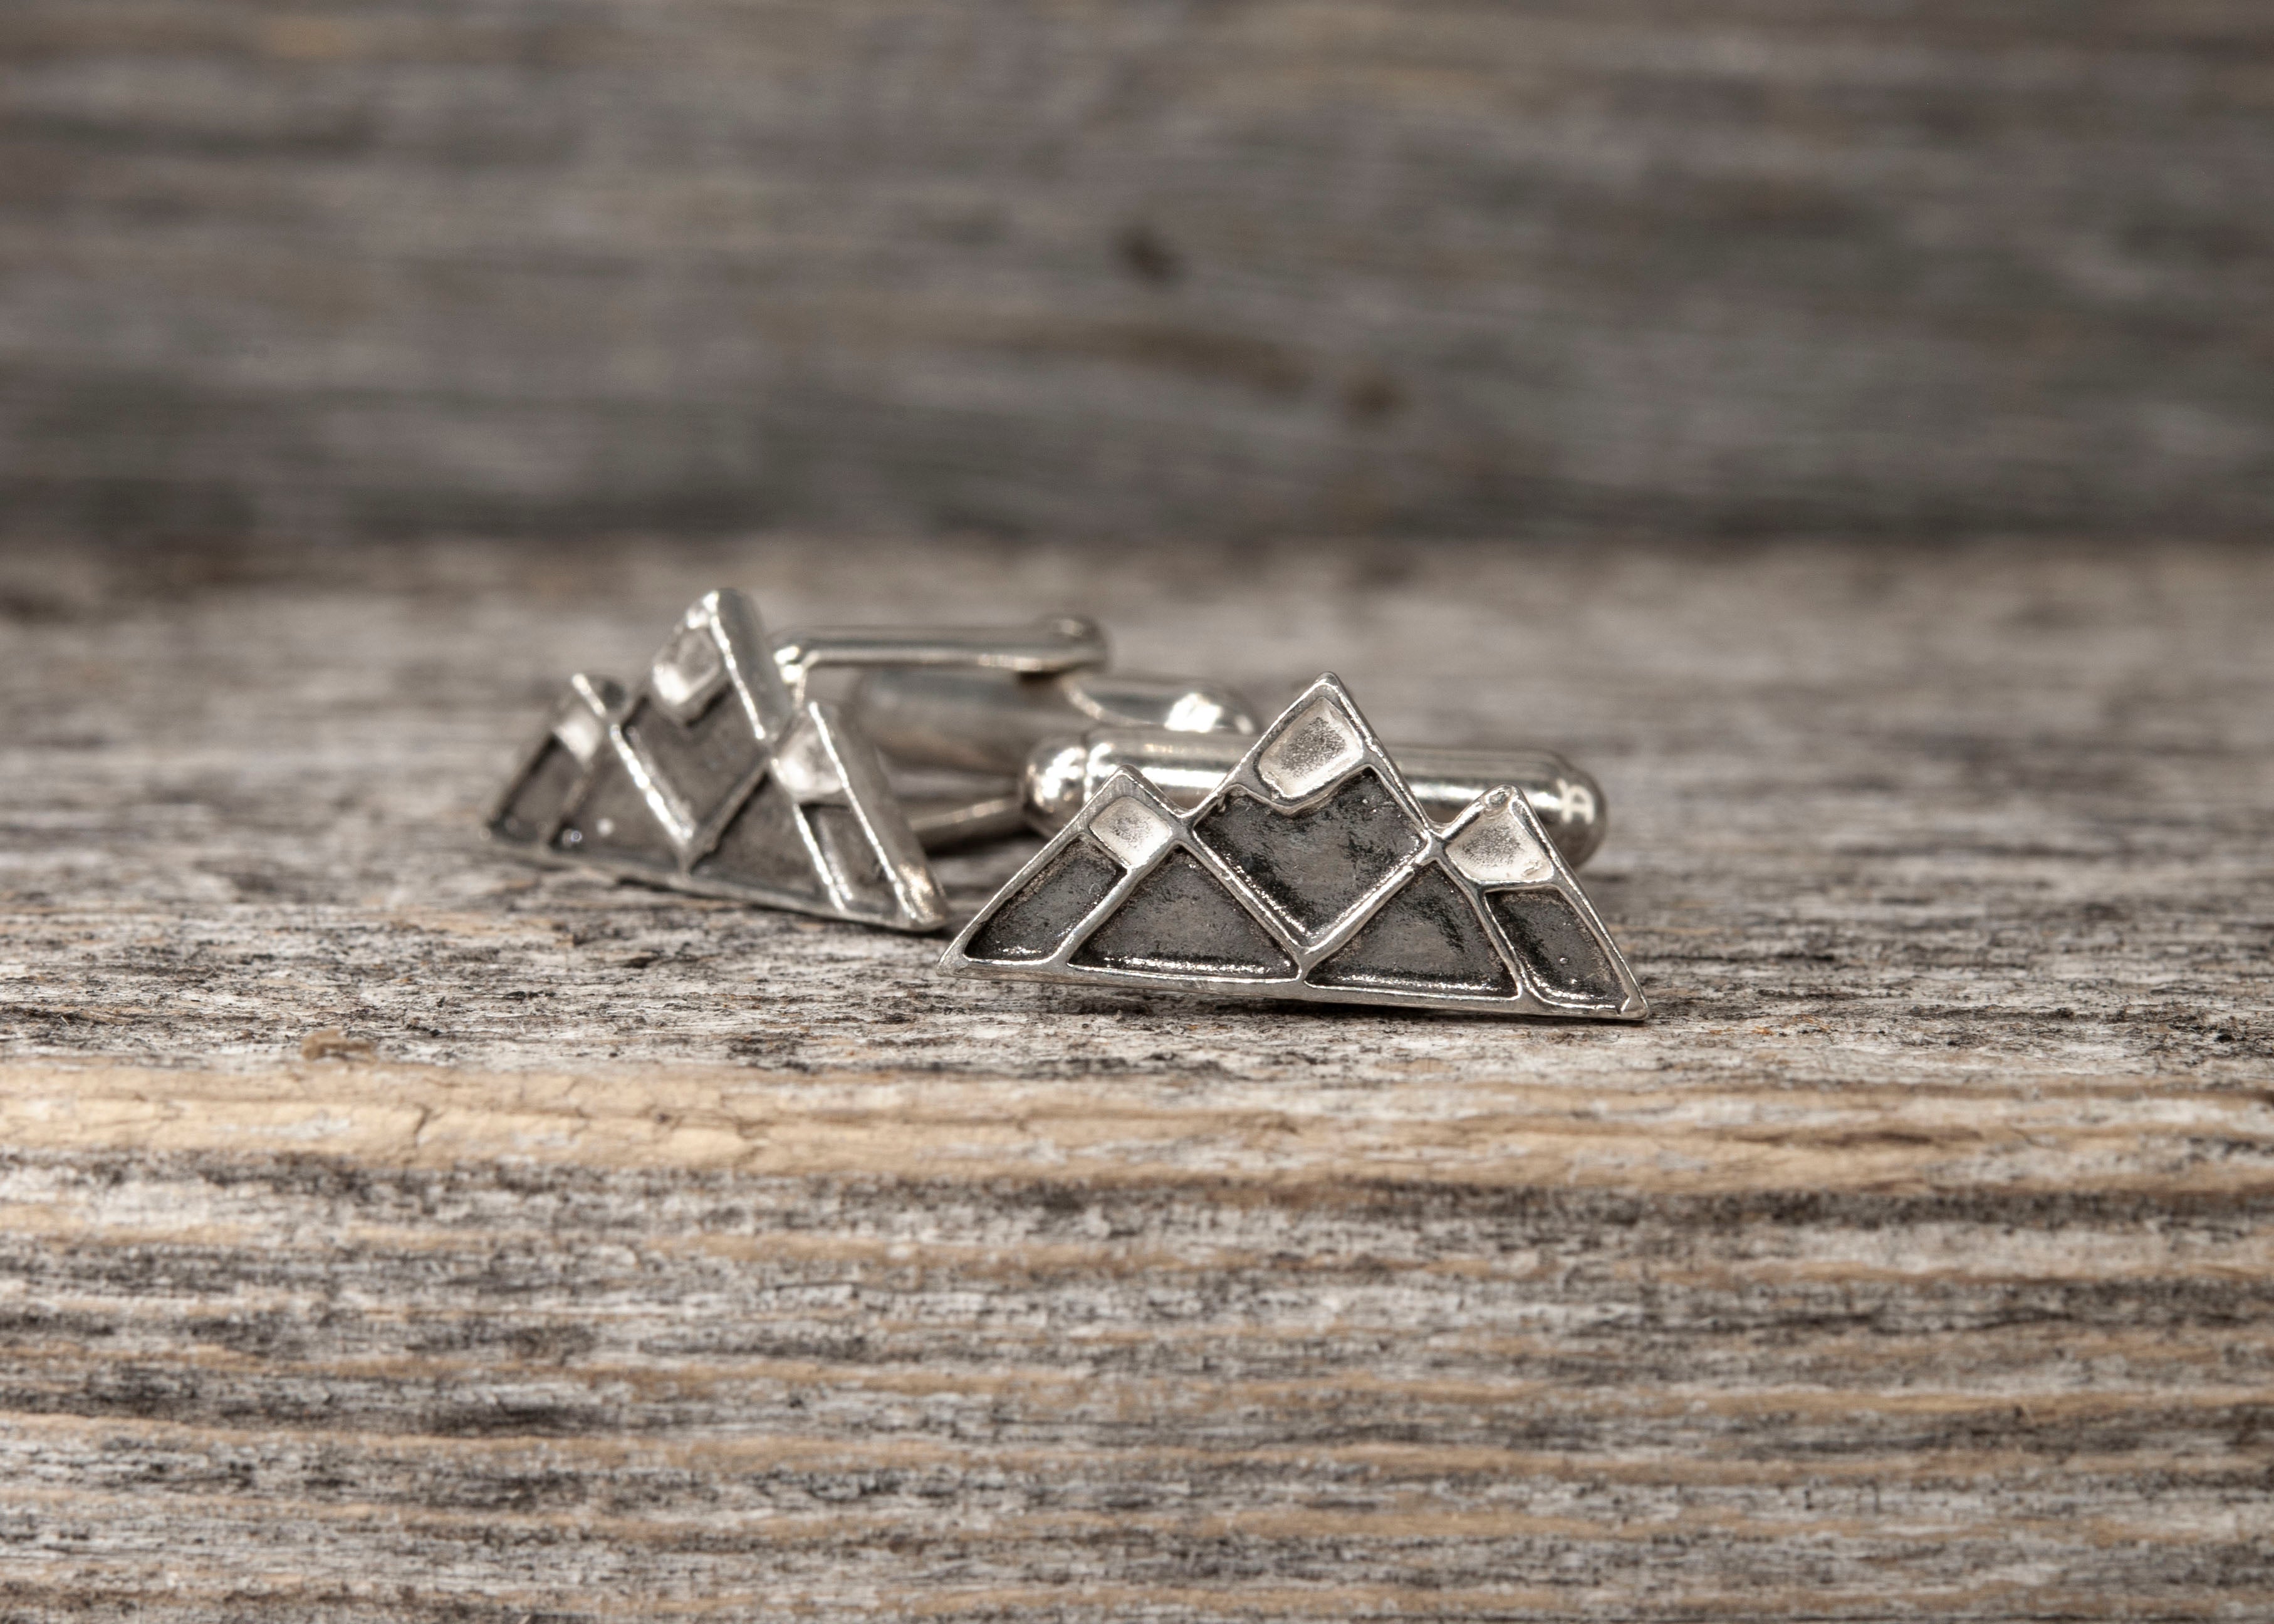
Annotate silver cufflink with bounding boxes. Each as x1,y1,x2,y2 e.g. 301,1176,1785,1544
486,590,1102,932
489,607,1644,1020
938,674,1646,1019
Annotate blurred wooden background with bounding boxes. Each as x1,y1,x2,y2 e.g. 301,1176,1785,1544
3,0,2271,543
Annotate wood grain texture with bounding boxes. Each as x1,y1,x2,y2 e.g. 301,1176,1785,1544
1,533,2271,1619
4,1,2272,543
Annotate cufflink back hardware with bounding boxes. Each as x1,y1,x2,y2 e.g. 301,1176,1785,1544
852,664,1260,776
852,664,1260,849
1018,729,1605,868
857,667,1609,868
939,674,1646,1019
488,590,1103,932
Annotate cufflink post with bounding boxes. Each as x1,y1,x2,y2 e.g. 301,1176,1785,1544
1023,729,1607,868
774,617,1108,705
849,664,1258,777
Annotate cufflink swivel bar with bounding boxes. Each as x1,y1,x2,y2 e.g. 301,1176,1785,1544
777,618,1108,704
1020,730,1606,868
850,664,1258,777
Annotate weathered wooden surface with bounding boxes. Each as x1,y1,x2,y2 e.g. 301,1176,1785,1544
5,1,2273,543
1,535,2271,1619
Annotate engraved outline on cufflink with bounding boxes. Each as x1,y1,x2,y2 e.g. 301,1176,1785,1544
938,673,1646,1019
485,591,1102,932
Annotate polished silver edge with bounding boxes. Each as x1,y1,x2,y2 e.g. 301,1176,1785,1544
809,699,948,932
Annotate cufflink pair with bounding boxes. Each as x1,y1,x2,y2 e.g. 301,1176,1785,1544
489,590,1644,1021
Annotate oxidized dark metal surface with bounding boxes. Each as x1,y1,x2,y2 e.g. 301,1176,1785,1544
1489,888,1626,1006
964,842,1125,964
1195,769,1423,937
1070,850,1298,979
694,778,827,900
1310,863,1515,997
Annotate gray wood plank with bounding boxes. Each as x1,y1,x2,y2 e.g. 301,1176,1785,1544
3,1,2271,541
0,534,2268,1616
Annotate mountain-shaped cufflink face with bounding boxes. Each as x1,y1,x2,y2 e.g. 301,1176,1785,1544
939,675,1646,1018
486,590,946,932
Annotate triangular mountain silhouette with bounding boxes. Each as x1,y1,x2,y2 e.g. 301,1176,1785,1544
488,590,946,932
941,674,1645,1018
